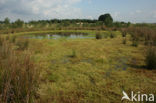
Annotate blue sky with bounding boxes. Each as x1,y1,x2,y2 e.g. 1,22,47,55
0,0,156,22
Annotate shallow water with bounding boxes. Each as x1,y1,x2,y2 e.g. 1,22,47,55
23,33,95,39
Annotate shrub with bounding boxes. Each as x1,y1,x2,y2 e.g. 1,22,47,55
110,32,116,38
121,31,127,37
0,40,39,103
122,37,127,44
145,47,156,70
96,32,102,39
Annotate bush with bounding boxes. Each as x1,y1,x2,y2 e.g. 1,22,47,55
121,31,127,37
122,37,127,44
96,32,102,39
110,32,116,38
0,40,39,103
145,47,156,70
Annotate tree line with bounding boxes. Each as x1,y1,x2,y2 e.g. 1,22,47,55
0,14,132,29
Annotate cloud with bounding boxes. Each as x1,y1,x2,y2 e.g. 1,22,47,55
0,0,84,21
113,12,120,18
135,10,142,14
152,11,156,18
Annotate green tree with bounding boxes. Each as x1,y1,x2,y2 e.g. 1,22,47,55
13,19,24,28
127,22,131,27
4,17,10,25
98,14,113,26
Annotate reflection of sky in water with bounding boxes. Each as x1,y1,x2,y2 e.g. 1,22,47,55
24,34,95,39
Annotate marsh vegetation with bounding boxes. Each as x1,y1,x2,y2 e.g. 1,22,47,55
0,14,156,103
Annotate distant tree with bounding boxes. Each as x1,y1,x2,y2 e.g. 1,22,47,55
127,22,131,27
13,19,24,28
0,21,3,24
4,17,10,25
98,14,113,26
113,22,122,28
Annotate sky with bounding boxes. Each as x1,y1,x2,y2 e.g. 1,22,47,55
0,0,156,23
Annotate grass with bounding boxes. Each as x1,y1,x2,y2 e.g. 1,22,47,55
0,37,40,103
24,31,155,103
1,30,156,103
145,46,156,70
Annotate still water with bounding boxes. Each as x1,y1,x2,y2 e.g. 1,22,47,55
23,33,95,39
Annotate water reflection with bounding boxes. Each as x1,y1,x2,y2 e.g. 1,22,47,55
23,33,95,39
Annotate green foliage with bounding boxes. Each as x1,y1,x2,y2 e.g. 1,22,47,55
13,19,24,28
145,47,156,70
98,13,113,26
113,21,131,28
4,17,10,25
127,22,131,27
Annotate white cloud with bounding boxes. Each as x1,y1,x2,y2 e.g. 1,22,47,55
136,10,142,14
152,11,156,18
112,12,121,21
0,0,85,21
113,12,120,18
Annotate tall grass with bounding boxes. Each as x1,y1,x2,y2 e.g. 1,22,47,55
121,30,127,37
9,36,17,43
145,46,156,70
126,27,156,47
0,36,4,46
16,38,29,50
0,38,39,103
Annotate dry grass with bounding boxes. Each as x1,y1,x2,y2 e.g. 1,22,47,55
0,38,40,103
145,46,156,70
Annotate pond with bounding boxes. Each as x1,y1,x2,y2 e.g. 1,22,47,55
23,32,95,39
